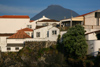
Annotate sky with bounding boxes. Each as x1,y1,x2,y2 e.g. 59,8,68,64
0,0,100,18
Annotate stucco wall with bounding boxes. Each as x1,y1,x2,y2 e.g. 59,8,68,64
87,40,100,56
27,22,36,29
34,27,48,38
87,40,94,56
33,25,52,38
48,27,60,41
33,26,59,41
0,37,7,51
1,39,25,52
0,18,30,33
85,33,97,40
7,39,24,44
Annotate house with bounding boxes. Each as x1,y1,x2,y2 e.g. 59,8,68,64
60,16,83,27
0,15,61,52
60,10,100,56
1,28,33,52
0,15,31,52
36,19,60,26
33,25,60,41
60,10,100,32
0,15,30,33
85,30,100,56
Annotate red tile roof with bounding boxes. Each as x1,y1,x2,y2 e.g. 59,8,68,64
0,15,29,18
8,30,31,39
18,28,33,31
77,10,97,17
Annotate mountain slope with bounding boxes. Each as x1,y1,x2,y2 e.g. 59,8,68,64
31,5,79,21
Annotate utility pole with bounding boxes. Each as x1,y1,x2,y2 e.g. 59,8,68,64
70,10,72,27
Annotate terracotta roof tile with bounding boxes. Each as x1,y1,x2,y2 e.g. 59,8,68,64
38,19,59,22
0,15,29,18
18,28,33,31
8,30,31,39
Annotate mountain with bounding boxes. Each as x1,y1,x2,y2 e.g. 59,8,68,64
31,5,79,21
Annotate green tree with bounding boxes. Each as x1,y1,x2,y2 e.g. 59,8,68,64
62,25,88,58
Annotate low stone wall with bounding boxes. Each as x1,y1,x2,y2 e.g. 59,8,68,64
24,41,57,49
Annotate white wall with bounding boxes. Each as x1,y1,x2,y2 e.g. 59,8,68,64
87,40,100,56
33,25,52,38
48,27,60,41
1,39,25,52
87,40,94,56
7,39,24,44
0,18,30,33
0,37,7,52
85,33,97,40
27,22,36,29
33,25,60,41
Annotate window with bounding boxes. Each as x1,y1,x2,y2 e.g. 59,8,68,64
15,47,19,50
7,47,11,50
52,30,57,35
36,32,40,37
27,25,32,28
47,31,49,37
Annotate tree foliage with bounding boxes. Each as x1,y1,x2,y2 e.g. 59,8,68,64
62,25,88,58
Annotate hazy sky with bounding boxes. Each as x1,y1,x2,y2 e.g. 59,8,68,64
0,0,100,18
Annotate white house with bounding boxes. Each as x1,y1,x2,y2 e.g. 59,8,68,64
33,25,60,41
36,19,60,26
1,28,33,52
0,15,31,52
0,15,30,33
85,30,100,56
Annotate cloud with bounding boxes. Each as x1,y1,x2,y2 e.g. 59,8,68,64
0,4,42,14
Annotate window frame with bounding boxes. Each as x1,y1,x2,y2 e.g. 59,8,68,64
15,47,19,50
52,30,57,35
27,25,32,29
7,47,11,50
36,32,40,37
